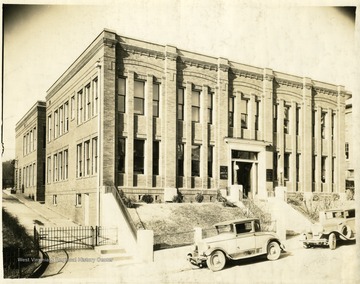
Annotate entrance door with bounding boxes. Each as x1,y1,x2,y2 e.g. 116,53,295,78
237,162,252,198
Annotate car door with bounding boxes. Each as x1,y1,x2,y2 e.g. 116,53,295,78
233,221,256,259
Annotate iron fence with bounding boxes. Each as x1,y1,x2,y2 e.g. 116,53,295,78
34,226,118,252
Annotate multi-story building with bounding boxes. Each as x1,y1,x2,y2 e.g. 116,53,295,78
41,29,351,225
345,99,354,196
14,101,46,201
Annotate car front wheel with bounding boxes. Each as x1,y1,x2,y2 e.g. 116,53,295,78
267,241,281,260
329,233,337,250
206,250,226,272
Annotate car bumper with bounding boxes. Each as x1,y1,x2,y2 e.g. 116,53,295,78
187,252,207,266
300,233,328,245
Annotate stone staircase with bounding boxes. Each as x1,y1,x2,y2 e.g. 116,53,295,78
95,245,135,266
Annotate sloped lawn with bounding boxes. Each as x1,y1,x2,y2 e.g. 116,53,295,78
129,202,248,249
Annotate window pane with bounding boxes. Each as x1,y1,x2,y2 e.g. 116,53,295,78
153,101,159,117
153,84,159,101
134,98,144,115
192,91,200,107
118,95,125,113
134,81,144,98
134,140,144,174
177,89,184,104
118,78,126,95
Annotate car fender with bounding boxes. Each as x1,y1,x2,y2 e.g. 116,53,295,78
265,238,285,252
204,247,230,259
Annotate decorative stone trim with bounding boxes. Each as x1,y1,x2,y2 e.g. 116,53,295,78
276,78,303,89
313,87,337,96
121,43,165,60
232,68,263,81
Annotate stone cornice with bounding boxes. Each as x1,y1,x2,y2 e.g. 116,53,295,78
276,78,303,89
179,57,217,71
121,43,165,60
218,63,229,72
231,68,263,81
313,86,337,96
15,101,46,131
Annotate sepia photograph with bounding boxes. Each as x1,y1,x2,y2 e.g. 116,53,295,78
1,0,359,283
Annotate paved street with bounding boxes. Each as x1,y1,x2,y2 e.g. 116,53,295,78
2,189,359,283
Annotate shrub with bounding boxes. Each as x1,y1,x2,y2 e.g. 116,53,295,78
172,191,183,203
142,194,154,204
119,189,134,208
312,194,320,201
195,192,204,203
216,190,226,202
332,193,340,201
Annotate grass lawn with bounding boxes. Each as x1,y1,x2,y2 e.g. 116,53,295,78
128,202,248,249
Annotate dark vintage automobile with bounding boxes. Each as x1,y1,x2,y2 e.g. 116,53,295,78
187,218,285,271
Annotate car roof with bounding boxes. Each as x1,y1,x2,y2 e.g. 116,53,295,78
214,218,259,227
322,208,355,212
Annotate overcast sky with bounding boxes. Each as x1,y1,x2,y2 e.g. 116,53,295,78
2,0,357,161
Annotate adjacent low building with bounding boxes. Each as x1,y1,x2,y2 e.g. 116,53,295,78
15,29,352,225
14,101,46,201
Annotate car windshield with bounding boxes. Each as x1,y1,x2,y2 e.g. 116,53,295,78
216,224,233,234
325,211,344,219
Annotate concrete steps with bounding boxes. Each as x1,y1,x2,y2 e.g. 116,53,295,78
95,245,136,266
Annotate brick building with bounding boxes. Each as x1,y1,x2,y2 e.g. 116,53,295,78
19,29,351,225
345,99,354,195
14,101,46,201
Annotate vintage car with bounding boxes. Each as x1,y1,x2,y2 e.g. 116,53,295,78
301,208,356,250
186,218,285,271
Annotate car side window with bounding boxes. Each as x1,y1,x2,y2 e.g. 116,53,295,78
236,223,252,234
346,210,355,218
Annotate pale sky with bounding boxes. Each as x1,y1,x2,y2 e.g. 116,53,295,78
2,0,357,161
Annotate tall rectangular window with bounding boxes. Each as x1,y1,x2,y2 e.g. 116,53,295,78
64,101,69,132
153,84,160,117
77,90,83,124
53,195,57,205
64,149,68,180
312,155,316,183
177,144,184,177
177,88,184,120
192,145,201,177
58,151,63,181
284,153,290,180
117,78,126,113
331,113,335,139
53,154,58,182
134,139,145,174
54,110,58,138
23,136,26,155
117,138,125,173
208,92,213,124
153,141,160,175
229,97,234,127
192,90,200,122
77,143,83,178
296,154,300,182
208,146,213,177
321,156,327,183
59,106,63,136
255,100,260,131
240,98,248,129
33,128,36,150
30,130,33,152
33,163,36,186
332,157,335,184
84,140,90,176
134,81,145,115
93,78,98,115
312,110,316,138
48,114,52,142
29,164,32,187
296,107,300,135
47,156,51,184
27,133,30,154
284,106,290,134
92,138,98,174
345,142,349,159
321,112,326,139
71,95,75,120
85,84,91,121
274,104,278,132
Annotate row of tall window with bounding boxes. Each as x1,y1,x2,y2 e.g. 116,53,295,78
117,78,160,116
48,101,69,142
22,162,36,187
117,138,160,175
228,96,259,130
77,78,98,125
47,149,68,184
177,144,213,177
23,127,37,155
76,137,98,178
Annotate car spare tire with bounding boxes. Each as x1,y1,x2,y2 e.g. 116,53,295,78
340,224,352,238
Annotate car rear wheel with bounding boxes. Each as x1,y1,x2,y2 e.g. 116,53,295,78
267,241,281,260
329,233,337,250
206,250,226,272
